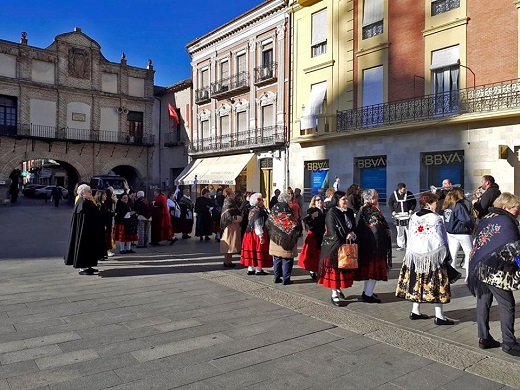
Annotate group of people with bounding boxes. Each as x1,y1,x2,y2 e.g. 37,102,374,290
63,175,520,356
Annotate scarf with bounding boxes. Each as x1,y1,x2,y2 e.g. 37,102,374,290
468,207,520,297
266,201,300,251
246,205,268,233
404,209,448,273
220,197,241,230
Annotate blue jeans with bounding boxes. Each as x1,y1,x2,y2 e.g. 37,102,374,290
273,256,294,283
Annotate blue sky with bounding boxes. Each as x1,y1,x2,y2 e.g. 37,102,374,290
0,0,263,87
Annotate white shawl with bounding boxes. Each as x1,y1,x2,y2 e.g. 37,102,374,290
404,212,448,273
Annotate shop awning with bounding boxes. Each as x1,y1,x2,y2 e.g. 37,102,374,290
175,153,255,186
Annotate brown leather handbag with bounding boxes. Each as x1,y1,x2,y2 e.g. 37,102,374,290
337,241,358,269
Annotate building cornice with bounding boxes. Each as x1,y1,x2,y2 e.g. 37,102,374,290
423,17,470,37
303,59,335,74
356,42,390,57
186,0,287,55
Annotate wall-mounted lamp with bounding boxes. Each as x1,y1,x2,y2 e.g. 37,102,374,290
457,59,476,89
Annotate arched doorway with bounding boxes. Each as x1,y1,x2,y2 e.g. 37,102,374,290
110,165,142,191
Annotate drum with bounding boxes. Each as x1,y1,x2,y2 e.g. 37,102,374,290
394,212,410,227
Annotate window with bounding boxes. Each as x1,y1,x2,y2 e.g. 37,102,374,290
201,120,210,144
362,66,384,126
127,111,143,144
220,61,229,80
236,54,247,87
362,0,384,39
236,111,248,146
262,42,273,67
430,46,460,114
219,115,229,140
300,82,327,134
311,9,327,57
261,104,274,129
0,95,17,135
431,0,460,16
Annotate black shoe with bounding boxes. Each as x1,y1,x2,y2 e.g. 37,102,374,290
331,297,341,307
409,312,429,320
449,271,462,284
136,246,145,248
274,278,282,284
182,235,191,239
88,268,99,273
101,256,108,261
503,343,520,356
119,250,127,254
310,272,318,281
434,317,454,325
247,270,255,275
126,249,135,254
362,291,378,298
200,237,203,241
79,269,95,275
205,236,211,241
223,263,236,268
215,238,220,242
256,270,268,275
479,337,501,350
169,238,178,246
362,292,381,303
337,290,346,299
283,280,293,285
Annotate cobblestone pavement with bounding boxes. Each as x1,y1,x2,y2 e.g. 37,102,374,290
0,201,519,389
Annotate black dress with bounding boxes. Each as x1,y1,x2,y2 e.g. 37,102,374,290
195,196,214,237
65,198,106,269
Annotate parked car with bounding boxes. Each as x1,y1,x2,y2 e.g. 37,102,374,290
22,184,46,198
34,186,69,199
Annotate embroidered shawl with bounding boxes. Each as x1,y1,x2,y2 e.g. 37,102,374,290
220,197,241,230
468,207,520,297
265,201,301,251
404,210,449,273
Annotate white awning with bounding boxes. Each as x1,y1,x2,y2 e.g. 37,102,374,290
430,45,460,70
300,82,327,130
176,153,255,186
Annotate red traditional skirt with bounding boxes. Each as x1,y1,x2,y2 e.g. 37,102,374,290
298,230,321,273
317,256,354,289
240,231,273,268
113,222,138,243
353,255,388,281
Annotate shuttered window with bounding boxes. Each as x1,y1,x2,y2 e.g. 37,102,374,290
311,9,327,57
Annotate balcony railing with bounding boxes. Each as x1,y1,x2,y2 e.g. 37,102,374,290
0,123,154,145
195,87,211,104
254,63,277,84
164,132,184,147
188,125,286,154
210,71,249,98
337,78,520,132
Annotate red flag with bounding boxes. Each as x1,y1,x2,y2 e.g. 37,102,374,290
168,103,179,127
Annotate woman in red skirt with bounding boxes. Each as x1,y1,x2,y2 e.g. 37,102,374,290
317,191,357,306
298,195,326,280
240,193,272,275
113,193,138,254
354,189,392,303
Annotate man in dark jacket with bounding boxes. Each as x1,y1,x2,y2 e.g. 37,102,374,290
388,182,417,251
472,175,501,219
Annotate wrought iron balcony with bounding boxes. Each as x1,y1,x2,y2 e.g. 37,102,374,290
0,123,154,145
188,125,286,154
210,71,249,99
164,132,184,147
195,87,211,104
336,79,520,132
254,63,277,85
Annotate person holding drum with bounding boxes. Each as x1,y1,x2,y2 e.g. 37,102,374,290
388,183,417,251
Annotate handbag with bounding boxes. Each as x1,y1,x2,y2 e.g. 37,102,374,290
337,241,358,269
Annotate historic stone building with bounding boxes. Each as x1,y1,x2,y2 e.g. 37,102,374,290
289,0,520,203
0,28,155,198
183,0,290,200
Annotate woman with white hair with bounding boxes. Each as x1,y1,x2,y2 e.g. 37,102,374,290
65,184,105,275
354,189,392,303
240,193,272,275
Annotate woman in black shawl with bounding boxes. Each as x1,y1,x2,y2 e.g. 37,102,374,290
317,191,357,306
65,184,105,275
220,188,243,267
468,193,520,354
265,192,302,285
195,188,214,241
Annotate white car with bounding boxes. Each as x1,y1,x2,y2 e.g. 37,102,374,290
34,186,69,199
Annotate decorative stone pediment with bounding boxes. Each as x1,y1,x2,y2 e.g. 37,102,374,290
217,103,232,116
198,109,211,121
257,91,276,106
233,99,249,112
